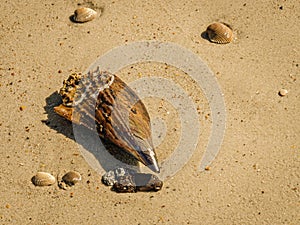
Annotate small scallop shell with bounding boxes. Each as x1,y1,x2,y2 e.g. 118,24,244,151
206,22,233,44
62,171,81,186
31,172,56,186
73,7,97,23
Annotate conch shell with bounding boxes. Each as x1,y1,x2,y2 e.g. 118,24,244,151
54,68,160,173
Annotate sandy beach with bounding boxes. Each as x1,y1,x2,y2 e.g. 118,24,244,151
0,0,299,224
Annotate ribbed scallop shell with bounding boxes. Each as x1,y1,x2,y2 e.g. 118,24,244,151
54,68,160,173
206,22,233,44
62,171,82,186
31,172,56,186
73,7,97,23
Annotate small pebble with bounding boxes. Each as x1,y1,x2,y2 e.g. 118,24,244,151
278,89,288,96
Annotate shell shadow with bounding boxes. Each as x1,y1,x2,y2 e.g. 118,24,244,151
69,15,77,23
201,31,210,42
43,91,75,141
43,92,139,173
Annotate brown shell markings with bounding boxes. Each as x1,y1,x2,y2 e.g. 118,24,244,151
206,22,233,44
73,7,97,23
54,68,160,173
31,172,56,187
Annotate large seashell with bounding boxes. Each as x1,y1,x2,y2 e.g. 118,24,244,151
54,68,160,173
31,172,56,186
206,22,233,44
73,7,97,23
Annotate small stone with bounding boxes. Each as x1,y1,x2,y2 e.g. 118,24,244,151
204,166,210,171
102,167,163,193
278,89,288,96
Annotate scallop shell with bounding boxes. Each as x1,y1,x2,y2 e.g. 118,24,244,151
31,172,56,186
62,171,81,186
73,7,97,23
54,68,160,173
206,22,233,44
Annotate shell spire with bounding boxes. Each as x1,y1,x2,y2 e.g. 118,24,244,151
54,68,160,173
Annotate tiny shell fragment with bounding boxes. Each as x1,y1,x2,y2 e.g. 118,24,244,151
278,89,288,96
32,172,56,186
73,7,97,23
206,22,233,44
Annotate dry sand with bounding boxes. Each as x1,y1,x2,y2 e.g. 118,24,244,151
0,0,299,224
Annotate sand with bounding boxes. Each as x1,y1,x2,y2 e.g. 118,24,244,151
0,0,299,224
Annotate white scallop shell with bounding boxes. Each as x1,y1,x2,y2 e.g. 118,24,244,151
32,172,56,186
206,22,233,44
73,7,97,23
